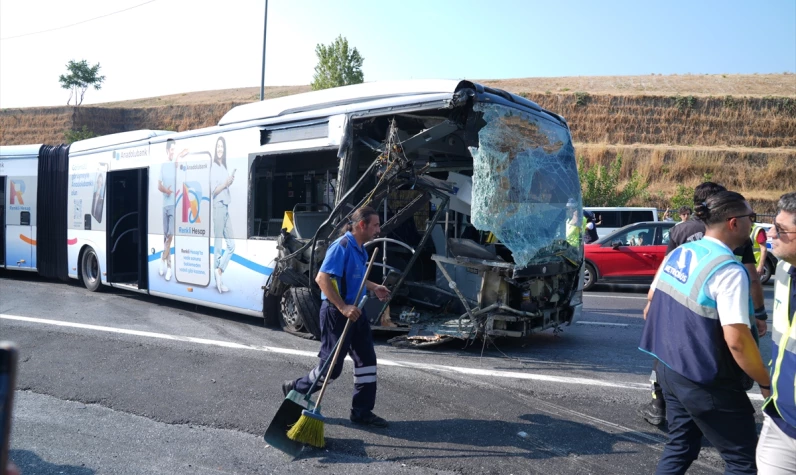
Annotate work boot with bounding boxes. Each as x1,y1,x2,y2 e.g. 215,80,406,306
281,380,295,398
640,399,666,426
350,410,389,428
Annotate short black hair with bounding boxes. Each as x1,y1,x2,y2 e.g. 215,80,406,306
693,182,726,206
693,191,749,227
678,206,692,215
777,192,796,226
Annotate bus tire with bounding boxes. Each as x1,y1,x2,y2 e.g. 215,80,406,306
280,287,321,339
80,247,102,292
263,292,280,328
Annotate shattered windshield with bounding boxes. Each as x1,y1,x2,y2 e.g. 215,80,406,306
469,103,582,267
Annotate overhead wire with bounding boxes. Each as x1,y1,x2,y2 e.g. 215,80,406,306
0,0,157,41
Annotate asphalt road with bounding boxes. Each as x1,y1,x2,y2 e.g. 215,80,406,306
0,271,776,474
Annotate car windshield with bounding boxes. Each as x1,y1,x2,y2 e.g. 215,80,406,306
469,103,582,267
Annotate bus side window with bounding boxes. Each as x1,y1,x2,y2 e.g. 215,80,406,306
249,150,339,238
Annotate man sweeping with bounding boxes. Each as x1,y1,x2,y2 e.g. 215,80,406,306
282,206,391,428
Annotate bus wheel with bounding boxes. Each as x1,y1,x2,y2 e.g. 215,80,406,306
280,287,321,339
81,247,102,292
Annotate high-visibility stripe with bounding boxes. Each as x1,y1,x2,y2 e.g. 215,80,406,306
766,261,796,427
655,280,719,320
354,365,377,376
688,253,738,302
354,375,377,384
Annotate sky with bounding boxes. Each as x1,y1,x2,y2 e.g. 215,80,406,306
0,0,794,109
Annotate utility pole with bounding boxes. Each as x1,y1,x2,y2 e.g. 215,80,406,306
260,0,268,101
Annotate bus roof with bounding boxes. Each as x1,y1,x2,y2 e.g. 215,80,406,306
69,130,175,154
0,144,43,159
218,79,466,126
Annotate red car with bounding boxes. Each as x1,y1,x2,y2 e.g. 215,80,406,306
583,221,676,290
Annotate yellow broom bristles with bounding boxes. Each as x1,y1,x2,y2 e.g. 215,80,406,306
287,413,325,448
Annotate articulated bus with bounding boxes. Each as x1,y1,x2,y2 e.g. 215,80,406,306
1,80,585,345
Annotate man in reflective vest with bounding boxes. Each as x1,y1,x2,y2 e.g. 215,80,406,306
641,182,769,427
640,191,771,474
750,221,769,278
757,192,796,473
565,199,583,248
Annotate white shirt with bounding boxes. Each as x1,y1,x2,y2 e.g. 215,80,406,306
651,236,751,328
210,161,231,205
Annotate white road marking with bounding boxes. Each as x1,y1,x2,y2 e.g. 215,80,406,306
577,321,630,327
584,294,647,300
1,313,765,402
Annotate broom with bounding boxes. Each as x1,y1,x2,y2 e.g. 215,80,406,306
287,247,380,448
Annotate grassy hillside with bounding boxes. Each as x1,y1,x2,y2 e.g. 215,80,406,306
1,74,794,212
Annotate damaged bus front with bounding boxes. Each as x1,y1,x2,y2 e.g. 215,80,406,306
265,81,584,346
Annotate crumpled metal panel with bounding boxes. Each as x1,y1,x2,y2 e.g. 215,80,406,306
469,104,582,267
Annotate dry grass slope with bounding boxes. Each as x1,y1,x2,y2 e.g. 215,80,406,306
2,74,794,211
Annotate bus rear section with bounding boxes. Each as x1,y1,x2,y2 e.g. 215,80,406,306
0,145,41,271
0,144,70,278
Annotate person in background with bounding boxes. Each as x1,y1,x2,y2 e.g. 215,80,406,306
640,191,770,474
756,191,796,474
565,199,584,248
678,206,692,223
750,220,769,279
663,208,674,222
583,210,599,244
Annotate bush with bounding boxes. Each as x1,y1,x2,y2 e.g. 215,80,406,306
578,154,647,207
673,95,696,112
669,184,694,218
574,91,590,107
64,125,95,144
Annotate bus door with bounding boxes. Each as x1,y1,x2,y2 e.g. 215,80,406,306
5,176,33,269
0,176,5,266
106,168,149,289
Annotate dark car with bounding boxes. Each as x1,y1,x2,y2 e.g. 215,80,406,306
583,221,676,290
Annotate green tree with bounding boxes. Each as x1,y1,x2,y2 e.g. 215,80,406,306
64,125,95,144
578,154,647,206
311,36,364,90
668,184,694,220
58,59,105,106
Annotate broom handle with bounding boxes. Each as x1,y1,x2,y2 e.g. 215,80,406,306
313,247,380,409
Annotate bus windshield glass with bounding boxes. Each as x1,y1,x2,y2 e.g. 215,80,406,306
469,103,581,267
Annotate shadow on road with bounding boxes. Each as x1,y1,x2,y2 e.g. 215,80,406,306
10,449,95,475
299,413,661,466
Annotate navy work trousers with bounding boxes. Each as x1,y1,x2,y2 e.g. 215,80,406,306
293,301,377,415
656,364,757,475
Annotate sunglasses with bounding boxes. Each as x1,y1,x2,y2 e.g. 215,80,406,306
727,213,756,223
772,223,796,239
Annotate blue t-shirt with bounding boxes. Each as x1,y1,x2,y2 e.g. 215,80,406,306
319,231,368,305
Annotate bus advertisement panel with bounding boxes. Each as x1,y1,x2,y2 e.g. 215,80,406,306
147,130,268,313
